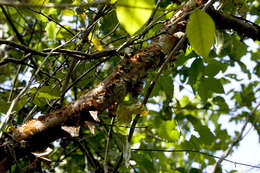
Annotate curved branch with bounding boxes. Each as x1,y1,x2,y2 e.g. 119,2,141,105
208,8,260,40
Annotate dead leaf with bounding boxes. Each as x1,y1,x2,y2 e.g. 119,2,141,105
31,147,53,162
61,125,80,137
84,121,95,135
89,110,100,122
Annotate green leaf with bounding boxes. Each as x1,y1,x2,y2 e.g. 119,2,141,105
186,9,216,58
116,0,155,35
45,22,58,39
110,0,117,3
62,9,75,16
213,96,229,111
198,79,210,102
198,77,224,102
159,75,173,100
206,78,225,94
37,86,60,99
189,58,204,85
179,96,190,108
230,37,247,60
0,100,10,113
158,120,180,142
14,96,28,112
193,123,215,146
214,31,232,57
204,60,223,77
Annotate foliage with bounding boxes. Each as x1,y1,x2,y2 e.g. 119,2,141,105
0,0,260,172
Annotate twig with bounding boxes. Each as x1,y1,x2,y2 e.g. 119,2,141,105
101,22,120,41
0,1,173,10
128,35,187,143
30,9,75,36
0,32,81,137
50,146,78,172
0,39,46,56
104,117,115,173
145,0,162,26
59,5,109,104
0,1,108,9
8,65,22,102
73,139,101,170
131,148,260,169
0,6,25,45
63,58,108,96
210,101,260,173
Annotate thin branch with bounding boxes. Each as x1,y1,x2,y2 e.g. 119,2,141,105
210,101,260,173
0,39,118,62
30,8,75,36
131,148,260,169
73,139,101,171
50,146,78,172
59,5,109,104
0,1,170,10
101,22,120,41
104,117,115,173
0,32,81,136
0,6,25,45
63,58,109,95
0,39,47,56
145,0,162,26
8,64,22,102
0,1,108,9
128,35,187,142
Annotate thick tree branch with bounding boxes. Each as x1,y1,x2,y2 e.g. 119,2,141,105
208,8,260,40
0,33,167,171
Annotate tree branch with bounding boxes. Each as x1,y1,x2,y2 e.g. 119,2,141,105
207,7,260,40
210,101,260,173
131,148,260,169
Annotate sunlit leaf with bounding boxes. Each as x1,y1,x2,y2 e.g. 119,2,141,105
37,86,60,99
158,120,180,142
186,9,216,58
88,32,103,51
116,0,155,35
62,9,75,16
45,22,58,39
116,104,147,123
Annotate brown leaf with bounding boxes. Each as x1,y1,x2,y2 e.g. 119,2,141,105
31,147,53,162
61,125,80,137
84,121,95,135
89,110,100,122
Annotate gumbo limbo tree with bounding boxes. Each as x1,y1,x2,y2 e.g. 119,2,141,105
0,0,260,172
